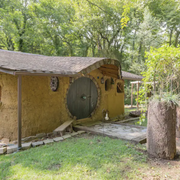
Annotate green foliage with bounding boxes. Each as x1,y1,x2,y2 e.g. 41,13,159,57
124,81,136,105
138,113,147,126
140,45,180,108
0,0,167,67
121,3,131,29
143,45,180,92
151,93,180,107
1,1,180,103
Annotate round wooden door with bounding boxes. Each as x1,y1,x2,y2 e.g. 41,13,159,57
67,77,98,120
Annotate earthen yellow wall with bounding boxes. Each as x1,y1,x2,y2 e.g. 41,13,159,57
0,73,67,140
0,69,124,140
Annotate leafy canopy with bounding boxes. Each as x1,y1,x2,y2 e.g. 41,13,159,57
142,45,180,104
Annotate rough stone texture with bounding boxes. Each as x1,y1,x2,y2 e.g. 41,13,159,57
7,145,18,154
62,134,71,139
77,131,86,135
0,143,7,148
176,106,180,138
47,132,54,137
53,137,64,142
32,141,44,147
0,147,7,154
0,69,124,140
43,139,54,145
71,132,79,136
22,142,32,150
147,101,176,159
22,136,37,142
75,123,146,142
36,133,46,138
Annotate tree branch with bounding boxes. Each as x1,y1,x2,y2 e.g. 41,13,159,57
85,0,112,16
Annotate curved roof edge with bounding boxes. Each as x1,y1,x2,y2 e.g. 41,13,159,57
0,49,121,77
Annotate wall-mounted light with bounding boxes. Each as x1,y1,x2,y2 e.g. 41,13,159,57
101,77,104,84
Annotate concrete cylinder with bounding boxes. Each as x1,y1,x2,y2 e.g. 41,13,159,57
147,101,176,159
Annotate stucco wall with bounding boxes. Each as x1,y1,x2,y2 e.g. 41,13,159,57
0,73,67,140
0,73,18,140
0,69,124,140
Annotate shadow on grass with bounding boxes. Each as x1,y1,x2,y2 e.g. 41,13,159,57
0,134,147,180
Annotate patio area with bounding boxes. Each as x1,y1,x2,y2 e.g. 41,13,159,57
74,121,147,144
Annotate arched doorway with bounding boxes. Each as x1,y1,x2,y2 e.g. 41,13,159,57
67,77,98,119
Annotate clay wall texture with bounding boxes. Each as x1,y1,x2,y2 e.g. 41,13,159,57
0,69,124,140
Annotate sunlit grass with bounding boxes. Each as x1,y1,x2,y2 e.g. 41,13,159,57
0,134,148,180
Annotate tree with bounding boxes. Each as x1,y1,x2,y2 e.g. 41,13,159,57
148,0,180,47
0,0,34,52
143,45,180,159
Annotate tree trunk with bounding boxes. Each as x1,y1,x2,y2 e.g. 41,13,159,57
176,106,180,138
138,39,142,62
175,31,179,47
131,30,136,62
169,28,173,46
92,45,95,57
147,101,176,159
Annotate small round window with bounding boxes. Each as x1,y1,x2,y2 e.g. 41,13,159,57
117,83,123,93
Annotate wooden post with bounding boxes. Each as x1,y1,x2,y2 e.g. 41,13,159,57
131,83,133,107
137,82,139,109
18,75,22,150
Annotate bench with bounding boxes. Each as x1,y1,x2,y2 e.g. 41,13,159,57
54,120,74,136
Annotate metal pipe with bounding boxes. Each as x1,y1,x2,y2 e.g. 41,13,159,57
18,75,22,150
131,83,133,108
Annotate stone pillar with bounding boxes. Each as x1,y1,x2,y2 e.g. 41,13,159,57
147,101,176,159
176,106,180,138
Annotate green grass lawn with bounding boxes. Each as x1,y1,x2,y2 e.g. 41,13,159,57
0,134,148,180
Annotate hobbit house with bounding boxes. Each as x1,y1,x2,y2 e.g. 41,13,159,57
0,50,124,142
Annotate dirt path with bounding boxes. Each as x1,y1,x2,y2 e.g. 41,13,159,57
136,139,180,180
139,156,180,180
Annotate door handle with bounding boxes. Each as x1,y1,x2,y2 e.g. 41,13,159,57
81,95,87,100
81,95,91,100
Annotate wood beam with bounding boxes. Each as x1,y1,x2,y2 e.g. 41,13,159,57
131,83,133,107
99,67,118,74
18,75,22,150
102,72,118,79
137,82,139,110
101,64,118,70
